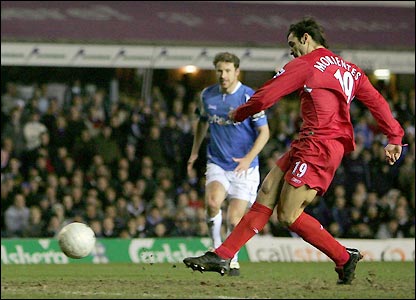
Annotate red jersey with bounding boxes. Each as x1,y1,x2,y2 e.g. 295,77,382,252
234,48,404,153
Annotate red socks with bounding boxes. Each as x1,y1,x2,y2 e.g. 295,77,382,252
215,204,349,267
215,202,273,259
289,212,349,266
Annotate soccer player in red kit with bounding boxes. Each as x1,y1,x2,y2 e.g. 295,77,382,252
183,17,405,284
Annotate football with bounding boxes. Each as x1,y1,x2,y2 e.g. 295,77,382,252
58,222,96,259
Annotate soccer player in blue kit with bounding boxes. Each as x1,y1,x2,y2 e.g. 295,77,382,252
187,52,270,276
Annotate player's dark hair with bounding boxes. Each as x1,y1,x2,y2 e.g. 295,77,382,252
287,17,329,48
213,52,240,69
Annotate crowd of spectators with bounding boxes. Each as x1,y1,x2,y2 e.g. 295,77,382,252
1,75,415,241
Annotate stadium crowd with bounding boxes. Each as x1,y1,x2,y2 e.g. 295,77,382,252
1,75,415,240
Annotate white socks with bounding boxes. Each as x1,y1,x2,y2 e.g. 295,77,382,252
207,209,239,263
207,210,223,248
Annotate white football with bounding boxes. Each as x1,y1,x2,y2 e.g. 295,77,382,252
58,222,96,259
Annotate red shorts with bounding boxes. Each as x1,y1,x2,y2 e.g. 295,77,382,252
276,138,345,196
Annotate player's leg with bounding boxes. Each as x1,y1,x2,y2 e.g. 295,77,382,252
278,138,351,266
213,165,284,259
225,198,248,276
184,165,283,275
204,163,230,249
205,181,227,248
278,138,362,284
279,183,362,284
225,166,262,275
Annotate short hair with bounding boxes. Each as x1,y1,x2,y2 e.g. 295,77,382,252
287,17,329,48
213,52,240,69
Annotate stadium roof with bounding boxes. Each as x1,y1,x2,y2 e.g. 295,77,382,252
1,1,414,72
1,1,415,50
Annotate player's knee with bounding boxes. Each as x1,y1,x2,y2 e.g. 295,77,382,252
228,213,244,228
277,210,297,227
260,179,273,195
206,199,221,216
257,180,277,208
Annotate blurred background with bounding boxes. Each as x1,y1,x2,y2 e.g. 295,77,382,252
1,1,414,241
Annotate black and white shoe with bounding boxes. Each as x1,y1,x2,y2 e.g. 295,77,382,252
335,248,363,284
183,251,229,276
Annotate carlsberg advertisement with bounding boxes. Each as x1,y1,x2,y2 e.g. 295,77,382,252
1,237,249,264
1,237,413,264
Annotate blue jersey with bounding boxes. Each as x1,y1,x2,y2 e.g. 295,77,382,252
198,81,268,171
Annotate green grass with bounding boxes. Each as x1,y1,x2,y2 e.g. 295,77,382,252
1,261,414,299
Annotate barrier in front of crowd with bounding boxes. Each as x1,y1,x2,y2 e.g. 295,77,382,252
1,236,414,265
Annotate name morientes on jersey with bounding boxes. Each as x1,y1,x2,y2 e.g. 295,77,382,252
313,55,362,80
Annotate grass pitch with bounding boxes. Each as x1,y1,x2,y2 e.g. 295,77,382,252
1,261,414,299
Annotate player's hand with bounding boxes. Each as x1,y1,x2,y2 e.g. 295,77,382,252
228,109,237,122
232,157,251,177
384,144,403,165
